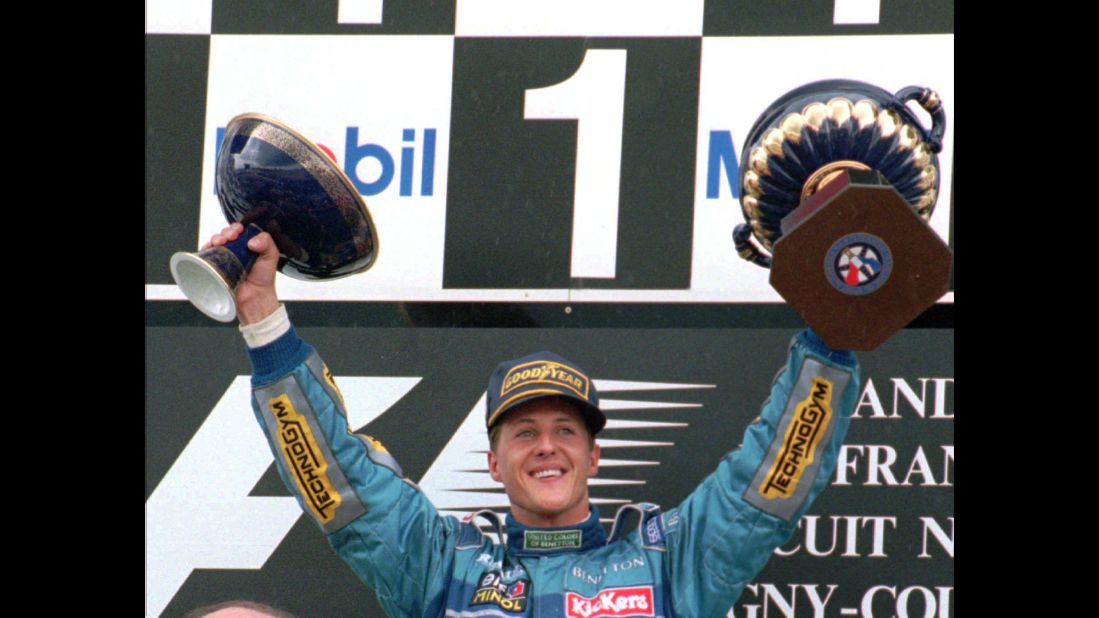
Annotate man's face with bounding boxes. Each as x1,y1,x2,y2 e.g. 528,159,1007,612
487,398,600,528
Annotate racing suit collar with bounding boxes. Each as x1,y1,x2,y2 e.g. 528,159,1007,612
506,505,606,557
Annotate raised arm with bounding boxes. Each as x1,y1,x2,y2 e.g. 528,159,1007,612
205,224,463,617
662,329,860,617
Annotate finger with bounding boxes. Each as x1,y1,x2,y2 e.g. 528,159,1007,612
247,232,277,256
203,225,260,251
222,225,241,241
244,232,280,288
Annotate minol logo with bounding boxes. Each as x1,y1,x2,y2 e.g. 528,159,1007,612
565,586,655,618
470,572,529,613
268,394,341,523
215,126,437,197
501,361,588,399
469,586,528,613
758,377,833,499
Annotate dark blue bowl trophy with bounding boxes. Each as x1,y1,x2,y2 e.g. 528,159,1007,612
170,114,379,322
734,80,952,351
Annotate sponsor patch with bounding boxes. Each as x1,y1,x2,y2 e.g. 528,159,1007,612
501,360,589,400
644,515,664,546
524,529,582,550
757,377,833,500
824,232,893,296
470,570,530,613
565,586,656,618
664,511,680,531
267,393,341,524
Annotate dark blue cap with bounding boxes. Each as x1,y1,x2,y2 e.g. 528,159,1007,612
485,351,605,434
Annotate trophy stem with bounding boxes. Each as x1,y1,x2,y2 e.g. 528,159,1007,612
170,225,262,323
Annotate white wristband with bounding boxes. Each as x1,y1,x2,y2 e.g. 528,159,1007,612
239,304,291,348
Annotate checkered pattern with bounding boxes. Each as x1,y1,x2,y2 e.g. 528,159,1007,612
145,0,954,289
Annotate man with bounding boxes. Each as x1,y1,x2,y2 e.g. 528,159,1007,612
206,223,860,617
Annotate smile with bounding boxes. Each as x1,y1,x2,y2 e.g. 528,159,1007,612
532,469,565,479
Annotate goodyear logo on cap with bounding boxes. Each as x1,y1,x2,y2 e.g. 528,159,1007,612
758,377,833,499
268,393,341,523
501,361,589,399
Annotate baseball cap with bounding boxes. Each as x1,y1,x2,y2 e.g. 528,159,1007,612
485,351,606,435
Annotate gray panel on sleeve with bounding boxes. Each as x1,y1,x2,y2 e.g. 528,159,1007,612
254,373,368,534
743,357,851,521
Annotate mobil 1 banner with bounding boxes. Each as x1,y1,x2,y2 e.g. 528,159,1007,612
146,30,952,303
444,37,699,290
146,326,953,618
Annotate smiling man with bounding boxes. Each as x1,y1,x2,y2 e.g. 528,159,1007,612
485,352,605,530
208,224,860,617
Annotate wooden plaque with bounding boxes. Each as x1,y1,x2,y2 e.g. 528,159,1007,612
770,170,952,351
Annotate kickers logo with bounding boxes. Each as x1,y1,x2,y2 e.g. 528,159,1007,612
565,586,655,618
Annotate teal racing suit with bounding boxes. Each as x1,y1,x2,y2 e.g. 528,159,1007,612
246,326,859,617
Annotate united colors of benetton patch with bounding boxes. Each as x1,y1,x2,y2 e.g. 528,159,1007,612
824,233,893,296
524,529,582,551
268,393,342,524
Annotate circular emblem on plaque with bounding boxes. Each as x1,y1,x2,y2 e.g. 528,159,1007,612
825,233,893,295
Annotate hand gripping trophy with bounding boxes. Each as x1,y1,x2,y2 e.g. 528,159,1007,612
170,114,380,322
732,79,952,350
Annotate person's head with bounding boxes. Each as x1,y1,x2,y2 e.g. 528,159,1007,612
484,352,606,527
183,601,297,618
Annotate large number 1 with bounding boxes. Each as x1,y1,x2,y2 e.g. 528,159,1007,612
524,49,627,280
